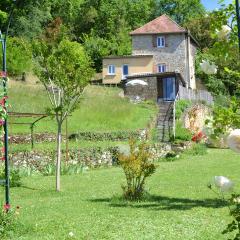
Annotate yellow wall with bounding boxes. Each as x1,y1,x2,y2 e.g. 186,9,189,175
102,56,153,84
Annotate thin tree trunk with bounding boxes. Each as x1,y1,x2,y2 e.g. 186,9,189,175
56,121,62,192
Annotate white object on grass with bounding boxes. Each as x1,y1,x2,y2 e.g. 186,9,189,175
214,176,234,192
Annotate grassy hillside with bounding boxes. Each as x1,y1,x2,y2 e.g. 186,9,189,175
8,81,157,135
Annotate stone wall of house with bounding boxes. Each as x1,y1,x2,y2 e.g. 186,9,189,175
132,34,189,86
124,76,157,100
189,40,197,89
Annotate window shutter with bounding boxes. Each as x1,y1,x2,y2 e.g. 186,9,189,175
153,64,158,73
152,35,157,48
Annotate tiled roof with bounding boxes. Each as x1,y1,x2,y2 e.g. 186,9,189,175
130,14,186,35
103,55,153,59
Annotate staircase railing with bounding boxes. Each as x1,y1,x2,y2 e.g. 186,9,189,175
173,92,180,140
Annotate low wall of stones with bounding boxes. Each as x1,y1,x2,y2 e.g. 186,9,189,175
9,142,192,174
9,130,148,144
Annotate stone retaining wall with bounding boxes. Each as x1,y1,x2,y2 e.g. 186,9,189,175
9,142,192,174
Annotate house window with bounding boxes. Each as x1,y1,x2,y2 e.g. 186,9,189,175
122,65,129,79
158,64,166,73
108,65,115,75
157,36,165,48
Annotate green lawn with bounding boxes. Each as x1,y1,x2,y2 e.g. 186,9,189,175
8,81,157,135
1,149,239,239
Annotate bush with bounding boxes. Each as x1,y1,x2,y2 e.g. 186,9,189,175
68,130,141,141
173,121,192,142
186,143,207,156
0,205,19,238
0,165,21,187
118,139,156,201
175,100,192,119
164,151,180,162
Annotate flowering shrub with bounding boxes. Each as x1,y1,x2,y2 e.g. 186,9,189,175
0,204,20,238
118,139,156,201
0,94,7,162
191,131,206,143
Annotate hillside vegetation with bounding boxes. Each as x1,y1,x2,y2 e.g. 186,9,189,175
8,81,157,135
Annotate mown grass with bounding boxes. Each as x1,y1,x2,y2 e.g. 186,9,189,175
0,149,239,239
8,81,157,134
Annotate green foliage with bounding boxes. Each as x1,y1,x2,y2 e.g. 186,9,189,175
175,100,192,119
174,121,192,142
221,194,240,239
195,3,240,96
206,97,240,138
185,143,207,156
69,130,141,142
153,0,205,25
118,139,156,201
184,13,216,49
0,165,21,187
164,151,179,162
0,206,19,238
1,37,32,76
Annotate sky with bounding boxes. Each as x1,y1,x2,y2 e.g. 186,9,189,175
201,0,232,10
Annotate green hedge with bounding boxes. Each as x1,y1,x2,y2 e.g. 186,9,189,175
68,130,142,141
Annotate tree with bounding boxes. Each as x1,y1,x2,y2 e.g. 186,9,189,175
196,3,240,96
33,39,94,191
184,14,216,49
0,37,32,77
153,0,205,25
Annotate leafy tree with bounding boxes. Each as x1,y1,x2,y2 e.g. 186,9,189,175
2,37,32,77
33,40,95,191
196,3,239,96
184,14,216,49
153,0,205,25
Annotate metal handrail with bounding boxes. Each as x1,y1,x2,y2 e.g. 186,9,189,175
173,92,180,140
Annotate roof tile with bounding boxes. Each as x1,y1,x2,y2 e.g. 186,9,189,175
130,14,186,35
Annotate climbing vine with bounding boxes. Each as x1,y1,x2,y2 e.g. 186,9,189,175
0,79,8,162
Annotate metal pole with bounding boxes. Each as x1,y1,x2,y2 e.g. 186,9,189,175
236,0,240,52
2,38,10,206
1,1,17,207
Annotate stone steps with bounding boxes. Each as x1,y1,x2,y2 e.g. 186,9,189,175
156,102,174,142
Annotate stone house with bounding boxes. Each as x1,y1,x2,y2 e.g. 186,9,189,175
102,14,199,102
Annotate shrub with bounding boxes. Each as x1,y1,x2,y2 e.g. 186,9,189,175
173,121,192,142
164,151,180,162
185,143,207,156
0,205,19,238
191,131,207,143
0,165,21,187
175,100,192,119
118,139,156,201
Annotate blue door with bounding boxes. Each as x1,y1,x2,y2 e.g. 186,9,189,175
163,77,176,101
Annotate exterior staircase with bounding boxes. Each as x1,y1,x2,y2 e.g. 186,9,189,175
156,102,174,142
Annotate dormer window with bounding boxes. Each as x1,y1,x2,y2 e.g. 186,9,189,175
157,36,165,48
108,65,115,75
